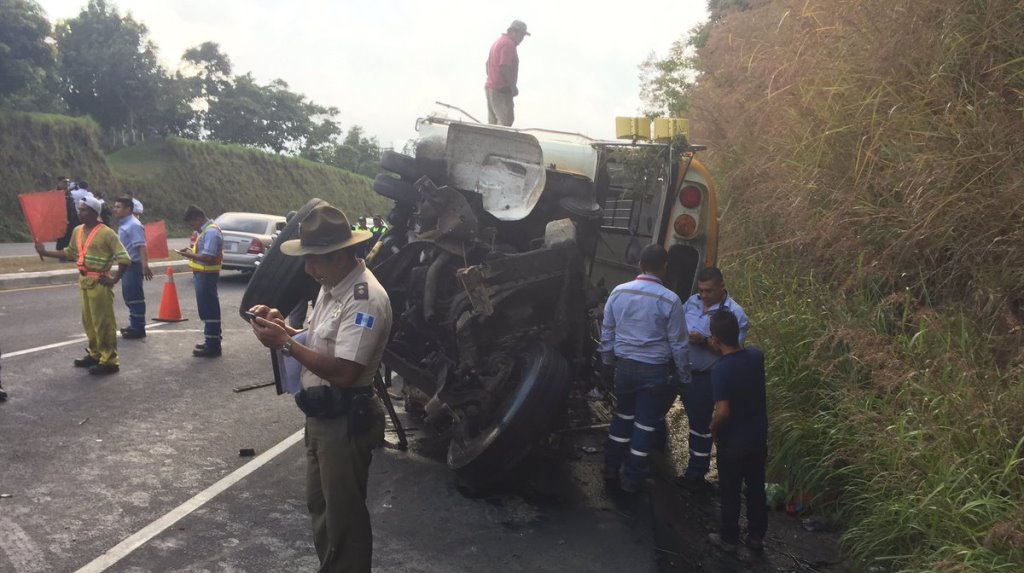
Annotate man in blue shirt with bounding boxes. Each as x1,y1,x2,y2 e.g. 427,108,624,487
178,205,224,357
113,197,153,339
600,245,691,493
680,267,749,489
707,310,768,553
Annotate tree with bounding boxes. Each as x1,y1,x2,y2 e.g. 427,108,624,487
639,38,695,117
342,125,381,178
0,0,59,109
55,0,165,133
180,41,232,100
206,74,340,154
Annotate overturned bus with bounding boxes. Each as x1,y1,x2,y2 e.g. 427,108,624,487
243,111,718,482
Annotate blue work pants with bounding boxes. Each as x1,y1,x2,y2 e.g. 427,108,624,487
604,360,677,487
193,272,221,349
683,370,714,478
120,262,146,332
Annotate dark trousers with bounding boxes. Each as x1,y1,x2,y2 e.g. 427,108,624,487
717,441,768,544
305,399,385,572
120,262,146,331
683,370,714,478
604,360,676,486
193,272,221,349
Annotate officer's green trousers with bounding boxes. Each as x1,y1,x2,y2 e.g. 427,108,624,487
80,283,118,366
305,397,385,573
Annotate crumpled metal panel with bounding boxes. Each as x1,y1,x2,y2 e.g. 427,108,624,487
445,123,546,221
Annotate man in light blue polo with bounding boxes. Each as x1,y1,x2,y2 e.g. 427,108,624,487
679,266,750,489
601,244,691,493
113,197,153,338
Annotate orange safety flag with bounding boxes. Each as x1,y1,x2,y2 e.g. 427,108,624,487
18,190,68,242
145,220,170,259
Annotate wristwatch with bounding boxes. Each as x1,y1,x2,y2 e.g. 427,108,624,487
281,338,294,356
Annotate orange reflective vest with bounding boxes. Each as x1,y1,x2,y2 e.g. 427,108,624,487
188,222,223,273
76,224,110,278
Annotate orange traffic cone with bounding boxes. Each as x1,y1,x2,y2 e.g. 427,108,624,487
154,266,187,322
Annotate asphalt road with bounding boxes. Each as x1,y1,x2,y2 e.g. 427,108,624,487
0,273,660,573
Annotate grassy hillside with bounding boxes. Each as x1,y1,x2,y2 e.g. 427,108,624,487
688,1,1024,571
107,138,390,236
0,112,115,241
0,113,391,240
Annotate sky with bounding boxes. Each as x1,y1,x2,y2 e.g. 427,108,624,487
35,0,708,150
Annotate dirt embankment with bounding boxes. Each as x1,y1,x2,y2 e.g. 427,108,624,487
0,112,391,240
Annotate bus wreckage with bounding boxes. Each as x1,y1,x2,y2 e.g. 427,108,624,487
243,110,718,482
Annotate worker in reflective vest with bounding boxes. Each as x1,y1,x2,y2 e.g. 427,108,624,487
178,204,224,358
35,196,131,375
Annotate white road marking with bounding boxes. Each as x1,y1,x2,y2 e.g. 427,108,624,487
74,428,305,573
1,323,171,360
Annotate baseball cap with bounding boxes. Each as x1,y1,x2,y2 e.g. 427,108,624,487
509,20,530,35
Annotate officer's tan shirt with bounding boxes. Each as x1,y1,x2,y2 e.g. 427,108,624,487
301,260,392,390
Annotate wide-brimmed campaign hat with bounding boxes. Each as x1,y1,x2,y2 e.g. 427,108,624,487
280,204,373,256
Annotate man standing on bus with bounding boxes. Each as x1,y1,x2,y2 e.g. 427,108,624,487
679,267,750,489
485,20,529,126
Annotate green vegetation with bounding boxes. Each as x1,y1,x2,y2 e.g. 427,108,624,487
0,111,113,240
1,1,380,169
645,0,1024,570
0,111,390,240
107,137,390,236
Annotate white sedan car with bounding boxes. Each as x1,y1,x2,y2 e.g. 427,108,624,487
215,212,287,272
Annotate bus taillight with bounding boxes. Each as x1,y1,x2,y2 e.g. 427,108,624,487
679,185,702,208
673,214,697,238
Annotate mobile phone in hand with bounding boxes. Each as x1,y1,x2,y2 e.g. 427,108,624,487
243,311,257,322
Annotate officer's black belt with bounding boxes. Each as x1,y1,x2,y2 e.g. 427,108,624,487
295,384,373,419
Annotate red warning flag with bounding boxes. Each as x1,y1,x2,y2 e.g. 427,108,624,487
18,190,68,242
145,220,170,259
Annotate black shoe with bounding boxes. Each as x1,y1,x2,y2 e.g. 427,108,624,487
0,385,7,401
74,355,100,368
121,328,146,339
193,346,222,358
88,363,119,375
195,343,207,350
744,536,765,552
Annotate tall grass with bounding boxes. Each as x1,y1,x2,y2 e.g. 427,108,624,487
731,257,1024,572
687,0,1024,569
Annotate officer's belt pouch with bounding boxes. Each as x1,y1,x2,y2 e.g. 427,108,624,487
295,385,373,422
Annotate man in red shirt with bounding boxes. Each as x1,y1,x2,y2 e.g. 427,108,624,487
485,19,530,126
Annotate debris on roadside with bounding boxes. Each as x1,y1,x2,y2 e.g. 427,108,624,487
238,448,256,457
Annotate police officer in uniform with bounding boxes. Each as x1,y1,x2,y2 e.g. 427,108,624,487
600,244,691,493
249,203,391,573
679,266,750,489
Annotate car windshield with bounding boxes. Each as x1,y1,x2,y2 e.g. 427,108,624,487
215,214,272,234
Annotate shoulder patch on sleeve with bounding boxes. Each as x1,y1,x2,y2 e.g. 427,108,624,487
354,282,369,300
354,312,375,329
